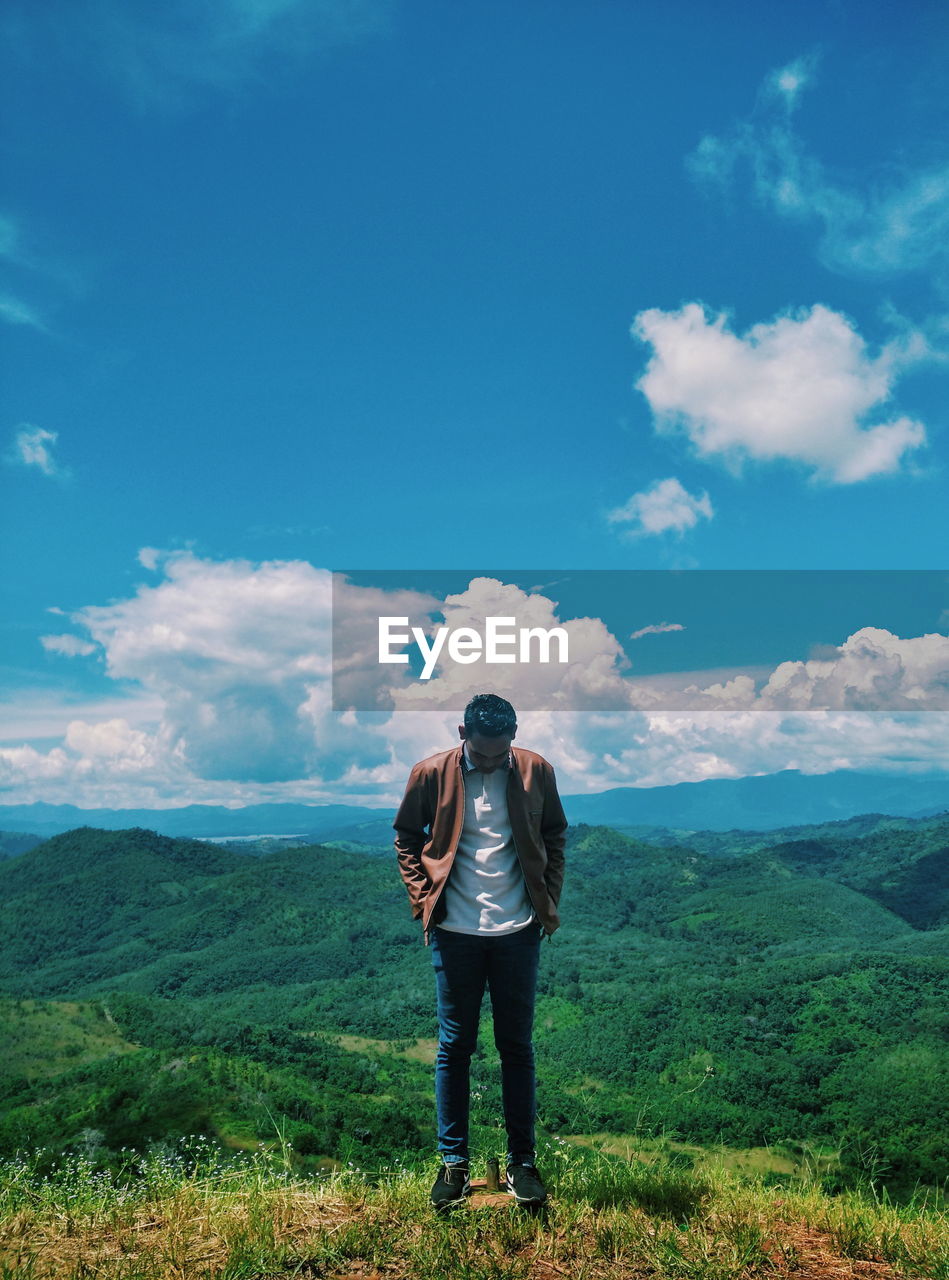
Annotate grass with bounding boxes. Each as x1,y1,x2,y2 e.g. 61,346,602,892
0,999,139,1082
564,1135,839,1182
329,1034,440,1065
0,1136,946,1279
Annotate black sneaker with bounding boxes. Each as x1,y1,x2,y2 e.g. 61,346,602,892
430,1162,471,1210
505,1163,547,1206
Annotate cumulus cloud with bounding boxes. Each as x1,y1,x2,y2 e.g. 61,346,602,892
3,556,948,807
384,577,632,714
0,554,447,806
609,477,713,536
72,553,340,783
654,627,949,714
331,573,443,713
48,553,432,791
0,721,195,809
14,702,944,808
519,707,949,795
757,627,949,712
633,303,927,483
65,718,164,767
334,575,949,722
688,54,949,288
7,425,69,478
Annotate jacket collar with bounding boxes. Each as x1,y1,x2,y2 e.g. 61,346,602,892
460,742,513,773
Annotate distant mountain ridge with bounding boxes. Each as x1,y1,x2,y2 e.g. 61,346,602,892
0,801,380,841
2,769,948,840
564,770,949,831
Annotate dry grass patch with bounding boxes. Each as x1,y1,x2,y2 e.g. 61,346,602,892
1,1183,354,1277
1,1144,945,1280
330,1035,438,1065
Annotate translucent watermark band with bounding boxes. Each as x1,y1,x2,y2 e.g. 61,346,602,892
331,569,949,713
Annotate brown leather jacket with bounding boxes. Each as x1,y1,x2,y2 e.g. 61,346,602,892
393,744,568,940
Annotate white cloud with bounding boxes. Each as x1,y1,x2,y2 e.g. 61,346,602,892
7,425,69,478
688,55,949,289
40,634,97,657
386,577,632,714
609,477,713,536
331,573,443,713
630,622,686,640
0,745,73,786
56,554,433,789
0,721,194,809
65,718,163,767
633,303,927,483
0,691,167,744
757,627,949,712
72,553,339,783
3,557,949,808
528,708,949,794
768,53,818,109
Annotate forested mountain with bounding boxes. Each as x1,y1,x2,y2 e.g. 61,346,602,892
0,819,945,1191
0,831,43,860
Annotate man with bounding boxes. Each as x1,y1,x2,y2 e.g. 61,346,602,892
393,693,567,1210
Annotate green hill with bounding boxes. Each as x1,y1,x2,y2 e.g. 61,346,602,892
0,1013,430,1163
0,998,138,1083
0,831,43,860
0,820,945,1190
0,829,412,998
764,828,949,929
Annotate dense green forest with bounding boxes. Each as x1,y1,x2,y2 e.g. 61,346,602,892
0,819,945,1194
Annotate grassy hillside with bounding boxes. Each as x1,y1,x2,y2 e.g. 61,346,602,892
0,998,138,1082
0,820,945,1191
1,1139,946,1280
0,999,432,1167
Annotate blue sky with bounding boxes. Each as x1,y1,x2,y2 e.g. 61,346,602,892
2,0,948,808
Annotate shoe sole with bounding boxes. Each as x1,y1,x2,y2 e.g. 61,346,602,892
431,1183,471,1211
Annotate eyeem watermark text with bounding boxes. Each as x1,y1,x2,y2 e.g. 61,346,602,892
379,615,569,680
332,569,949,712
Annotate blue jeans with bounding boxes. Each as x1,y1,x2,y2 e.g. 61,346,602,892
430,924,542,1166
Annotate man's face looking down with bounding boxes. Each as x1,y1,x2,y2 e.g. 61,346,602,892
458,728,514,774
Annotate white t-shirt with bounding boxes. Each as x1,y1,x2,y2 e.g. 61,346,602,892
438,745,535,935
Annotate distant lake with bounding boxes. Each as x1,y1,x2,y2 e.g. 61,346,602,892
202,833,308,843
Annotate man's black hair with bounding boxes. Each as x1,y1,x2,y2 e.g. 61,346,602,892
463,693,517,739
